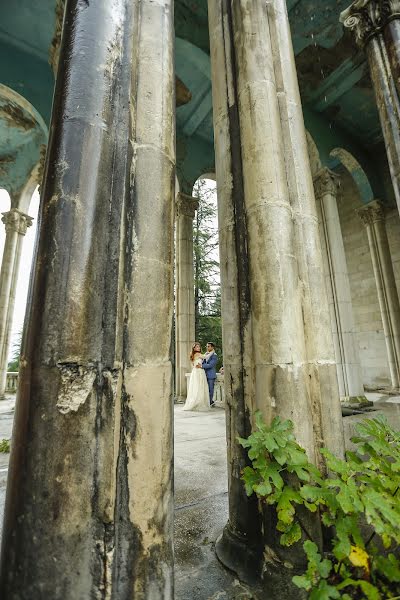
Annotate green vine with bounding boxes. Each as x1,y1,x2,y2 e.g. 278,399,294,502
239,413,400,599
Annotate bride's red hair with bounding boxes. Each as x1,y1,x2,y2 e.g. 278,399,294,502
190,342,201,362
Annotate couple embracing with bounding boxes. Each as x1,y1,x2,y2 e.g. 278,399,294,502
183,342,218,412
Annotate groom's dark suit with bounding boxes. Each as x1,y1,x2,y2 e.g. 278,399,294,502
202,351,218,405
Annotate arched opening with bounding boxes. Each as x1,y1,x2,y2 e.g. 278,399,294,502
7,187,39,372
330,147,374,204
329,150,394,389
174,174,229,595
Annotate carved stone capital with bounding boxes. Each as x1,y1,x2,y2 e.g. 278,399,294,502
176,193,199,219
357,199,386,226
313,168,340,199
340,1,400,48
49,0,66,76
2,209,33,236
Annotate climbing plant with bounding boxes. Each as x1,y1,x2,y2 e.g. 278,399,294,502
239,413,400,599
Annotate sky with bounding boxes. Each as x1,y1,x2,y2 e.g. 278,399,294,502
0,188,39,361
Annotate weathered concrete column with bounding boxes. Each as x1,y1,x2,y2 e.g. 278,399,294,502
0,209,32,400
358,200,400,388
0,0,175,598
116,0,175,594
341,2,400,214
175,192,198,402
208,0,343,585
0,209,33,399
314,168,365,402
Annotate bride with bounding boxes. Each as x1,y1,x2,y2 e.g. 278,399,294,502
183,342,210,411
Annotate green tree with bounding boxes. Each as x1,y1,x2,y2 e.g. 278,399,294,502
7,331,22,372
193,179,223,368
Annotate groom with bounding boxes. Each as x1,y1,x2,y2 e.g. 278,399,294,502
201,342,218,406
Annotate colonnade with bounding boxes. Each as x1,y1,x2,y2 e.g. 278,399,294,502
0,208,32,399
1,0,400,597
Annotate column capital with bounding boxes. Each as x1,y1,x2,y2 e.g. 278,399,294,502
176,192,199,218
357,199,386,226
1,209,33,236
313,168,340,199
49,0,66,76
340,1,400,48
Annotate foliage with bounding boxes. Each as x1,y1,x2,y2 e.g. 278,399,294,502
0,438,10,453
239,413,400,599
193,179,222,367
7,330,22,372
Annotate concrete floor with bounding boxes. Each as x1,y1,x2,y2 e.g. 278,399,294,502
0,394,399,599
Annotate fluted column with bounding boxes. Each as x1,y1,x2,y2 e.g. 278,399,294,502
358,200,400,388
175,193,198,402
314,168,365,401
0,0,175,598
0,209,33,399
208,0,343,583
341,1,400,215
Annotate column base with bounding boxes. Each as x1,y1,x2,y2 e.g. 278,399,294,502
340,395,373,408
215,523,262,586
174,396,186,404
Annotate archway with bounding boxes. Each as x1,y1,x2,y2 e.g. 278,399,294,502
173,173,229,598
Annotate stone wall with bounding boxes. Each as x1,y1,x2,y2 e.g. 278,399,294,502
336,169,391,388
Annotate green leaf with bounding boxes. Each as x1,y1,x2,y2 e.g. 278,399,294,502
276,486,303,526
254,481,272,496
337,579,381,600
280,522,302,546
292,574,312,591
241,466,260,496
309,580,340,600
303,541,332,579
374,553,400,583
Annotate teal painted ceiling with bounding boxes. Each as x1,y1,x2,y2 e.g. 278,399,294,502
0,0,390,201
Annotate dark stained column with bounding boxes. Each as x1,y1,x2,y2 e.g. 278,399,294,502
208,0,341,586
341,1,400,214
0,0,175,598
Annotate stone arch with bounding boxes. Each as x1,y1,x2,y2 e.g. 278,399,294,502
306,130,322,178
14,163,41,214
330,147,374,204
0,84,47,199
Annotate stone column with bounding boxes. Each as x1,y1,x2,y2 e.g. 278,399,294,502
341,1,400,215
0,209,33,399
208,0,343,584
0,0,175,598
314,168,365,402
175,192,198,402
358,200,400,388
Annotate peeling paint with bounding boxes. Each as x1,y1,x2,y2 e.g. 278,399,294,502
0,102,37,130
56,363,96,414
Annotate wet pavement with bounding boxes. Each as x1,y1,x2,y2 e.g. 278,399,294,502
0,394,399,598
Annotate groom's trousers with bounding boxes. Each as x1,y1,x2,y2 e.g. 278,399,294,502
207,378,215,405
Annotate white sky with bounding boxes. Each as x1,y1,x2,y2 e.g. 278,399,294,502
0,188,39,361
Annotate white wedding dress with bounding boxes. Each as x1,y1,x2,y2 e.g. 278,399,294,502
183,355,210,411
